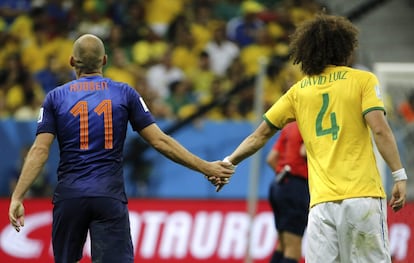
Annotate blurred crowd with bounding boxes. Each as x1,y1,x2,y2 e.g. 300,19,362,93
0,0,324,122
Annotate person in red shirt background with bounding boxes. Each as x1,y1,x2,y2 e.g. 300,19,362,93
266,121,309,263
398,91,414,123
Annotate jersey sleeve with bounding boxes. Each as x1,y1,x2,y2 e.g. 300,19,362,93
361,72,385,116
263,86,296,129
36,92,57,135
127,86,155,131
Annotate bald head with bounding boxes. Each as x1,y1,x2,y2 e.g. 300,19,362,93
71,34,106,74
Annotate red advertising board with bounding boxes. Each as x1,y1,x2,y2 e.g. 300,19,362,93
0,199,413,262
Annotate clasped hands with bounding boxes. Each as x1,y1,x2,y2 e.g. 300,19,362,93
204,157,236,192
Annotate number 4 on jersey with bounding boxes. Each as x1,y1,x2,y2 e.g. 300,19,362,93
315,93,339,140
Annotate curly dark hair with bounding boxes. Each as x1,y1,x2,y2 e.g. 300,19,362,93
289,14,359,76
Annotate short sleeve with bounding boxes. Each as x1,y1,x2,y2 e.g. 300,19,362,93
127,87,155,131
263,87,296,129
361,73,385,116
36,92,57,135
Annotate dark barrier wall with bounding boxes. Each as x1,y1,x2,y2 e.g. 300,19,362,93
0,119,278,199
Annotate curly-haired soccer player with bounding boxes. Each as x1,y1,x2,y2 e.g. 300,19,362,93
220,14,407,263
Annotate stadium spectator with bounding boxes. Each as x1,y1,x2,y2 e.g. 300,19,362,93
0,28,20,72
34,54,75,94
8,5,49,46
187,51,216,102
131,27,168,67
284,0,321,26
219,14,407,263
146,48,185,100
121,1,150,45
103,24,132,68
76,0,112,39
230,76,257,120
13,78,44,121
165,13,191,46
200,77,235,120
20,23,51,74
190,2,215,53
0,0,32,25
165,80,196,118
144,0,187,37
104,47,138,88
170,27,199,75
0,52,44,115
239,27,275,76
204,21,240,76
226,0,266,47
263,56,302,109
46,22,74,72
8,33,234,263
266,122,308,263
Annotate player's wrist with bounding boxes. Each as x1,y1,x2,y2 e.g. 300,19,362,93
223,156,237,170
392,168,407,182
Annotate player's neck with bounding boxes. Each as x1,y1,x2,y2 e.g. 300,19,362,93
78,72,103,78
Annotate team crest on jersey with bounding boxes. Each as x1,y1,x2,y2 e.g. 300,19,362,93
374,85,382,99
37,107,44,123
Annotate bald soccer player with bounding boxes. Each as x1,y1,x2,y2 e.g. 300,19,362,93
9,34,234,263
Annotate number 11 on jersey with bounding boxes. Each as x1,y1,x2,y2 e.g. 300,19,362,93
70,100,113,150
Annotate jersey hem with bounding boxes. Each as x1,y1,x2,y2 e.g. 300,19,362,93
263,115,280,129
310,194,386,208
362,106,385,116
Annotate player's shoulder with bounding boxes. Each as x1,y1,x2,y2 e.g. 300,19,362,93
46,80,74,98
102,77,136,91
286,78,304,94
345,66,377,79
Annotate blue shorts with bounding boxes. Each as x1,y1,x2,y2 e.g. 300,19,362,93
52,197,134,263
268,175,310,236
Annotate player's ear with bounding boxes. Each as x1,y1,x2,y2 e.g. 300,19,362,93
70,56,75,67
102,55,107,66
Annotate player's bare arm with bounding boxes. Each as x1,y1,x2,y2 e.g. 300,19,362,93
226,121,278,165
9,133,54,232
216,121,279,192
365,110,407,211
139,123,234,182
365,110,403,171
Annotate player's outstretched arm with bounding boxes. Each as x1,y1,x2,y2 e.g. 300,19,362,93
216,121,278,192
139,124,234,184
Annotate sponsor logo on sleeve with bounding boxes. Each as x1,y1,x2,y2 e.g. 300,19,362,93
375,85,383,99
37,108,44,123
139,97,150,112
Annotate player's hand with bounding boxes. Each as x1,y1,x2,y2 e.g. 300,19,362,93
206,175,231,188
389,180,407,212
215,157,236,192
9,199,25,232
204,161,234,189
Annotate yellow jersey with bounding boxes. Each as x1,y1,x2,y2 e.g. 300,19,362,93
264,66,386,207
